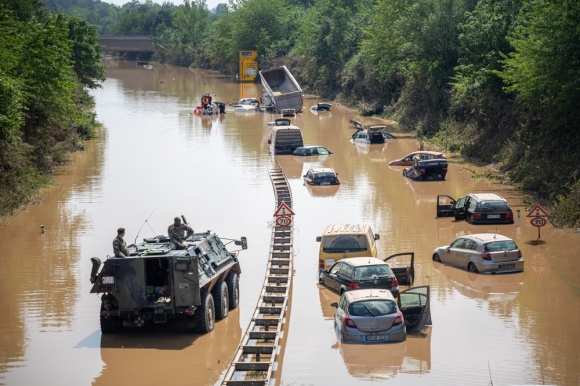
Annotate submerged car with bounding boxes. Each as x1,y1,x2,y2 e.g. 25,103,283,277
432,233,524,274
232,97,259,107
389,151,446,166
319,257,400,297
316,224,380,270
303,167,340,186
293,146,334,156
436,193,514,224
351,125,389,144
331,287,432,343
403,158,448,181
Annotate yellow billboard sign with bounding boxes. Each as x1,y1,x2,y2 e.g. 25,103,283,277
239,50,258,82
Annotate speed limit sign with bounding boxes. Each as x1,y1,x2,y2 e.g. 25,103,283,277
530,217,547,227
275,216,292,226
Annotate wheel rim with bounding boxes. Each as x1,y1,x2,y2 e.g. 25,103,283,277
222,292,228,315
208,306,214,328
434,254,441,262
468,263,477,273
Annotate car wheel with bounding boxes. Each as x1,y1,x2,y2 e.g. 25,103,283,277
212,280,229,320
433,253,441,262
194,291,215,333
226,272,239,310
100,304,123,334
468,262,479,273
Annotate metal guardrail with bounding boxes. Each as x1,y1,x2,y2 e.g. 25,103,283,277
222,164,293,386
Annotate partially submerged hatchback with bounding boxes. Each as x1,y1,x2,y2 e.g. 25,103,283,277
436,193,514,224
303,167,340,186
316,224,380,270
331,287,432,343
432,233,524,274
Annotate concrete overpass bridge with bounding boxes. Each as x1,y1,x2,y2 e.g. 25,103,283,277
98,35,154,52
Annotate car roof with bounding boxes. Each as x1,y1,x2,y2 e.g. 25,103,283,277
344,289,395,302
463,233,513,243
468,193,506,201
409,151,444,156
297,146,323,149
322,224,372,235
309,167,335,173
340,257,386,267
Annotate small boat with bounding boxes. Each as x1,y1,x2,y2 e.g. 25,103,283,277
310,103,332,111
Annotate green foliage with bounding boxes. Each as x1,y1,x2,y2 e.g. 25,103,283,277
0,1,104,218
43,0,122,35
550,180,580,229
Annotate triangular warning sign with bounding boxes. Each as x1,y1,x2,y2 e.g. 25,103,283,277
274,202,295,217
529,264,548,281
526,204,549,217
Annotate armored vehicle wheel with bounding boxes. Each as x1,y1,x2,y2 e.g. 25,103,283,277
100,305,123,334
194,291,215,333
226,272,239,310
212,280,229,320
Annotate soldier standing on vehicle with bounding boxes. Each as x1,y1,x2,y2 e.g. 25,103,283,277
113,227,129,257
168,217,194,250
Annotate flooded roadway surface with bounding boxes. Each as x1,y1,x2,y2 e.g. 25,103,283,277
0,60,579,385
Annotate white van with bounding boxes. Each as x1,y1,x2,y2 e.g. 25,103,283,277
268,118,304,155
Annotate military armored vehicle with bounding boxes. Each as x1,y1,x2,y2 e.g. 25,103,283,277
90,228,247,334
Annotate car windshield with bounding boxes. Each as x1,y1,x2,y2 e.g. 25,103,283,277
322,235,368,253
349,300,397,317
485,240,518,252
479,200,509,210
354,265,390,279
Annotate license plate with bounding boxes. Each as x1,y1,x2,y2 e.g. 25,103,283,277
487,214,500,219
320,182,330,185
499,264,515,269
366,335,386,341
102,276,115,284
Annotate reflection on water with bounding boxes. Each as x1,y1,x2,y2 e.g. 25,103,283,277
1,61,580,386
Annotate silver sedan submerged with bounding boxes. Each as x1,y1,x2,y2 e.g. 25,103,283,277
332,287,431,343
432,233,524,274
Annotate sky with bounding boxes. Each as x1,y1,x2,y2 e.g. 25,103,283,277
105,0,225,12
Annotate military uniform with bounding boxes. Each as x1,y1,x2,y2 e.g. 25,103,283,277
168,223,194,249
113,235,129,257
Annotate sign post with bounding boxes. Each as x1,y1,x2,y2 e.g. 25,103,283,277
273,202,295,227
526,204,549,240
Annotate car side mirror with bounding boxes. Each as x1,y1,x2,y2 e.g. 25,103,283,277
234,237,248,250
445,246,451,253
316,236,322,242
330,302,338,308
450,200,455,205
303,174,306,178
267,139,271,144
374,234,380,240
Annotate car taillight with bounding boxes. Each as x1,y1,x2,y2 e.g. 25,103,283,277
392,312,403,326
472,213,482,219
391,278,399,287
348,282,360,289
419,169,425,175
345,315,358,329
481,251,491,260
443,168,448,173
505,212,513,219
319,259,324,269
518,249,522,258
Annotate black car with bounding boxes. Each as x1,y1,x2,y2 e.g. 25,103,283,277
318,253,415,297
436,193,514,224
303,167,340,185
293,146,334,156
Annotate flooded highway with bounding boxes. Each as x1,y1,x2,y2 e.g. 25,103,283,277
0,60,579,385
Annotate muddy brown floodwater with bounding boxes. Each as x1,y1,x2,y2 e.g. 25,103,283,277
0,60,579,386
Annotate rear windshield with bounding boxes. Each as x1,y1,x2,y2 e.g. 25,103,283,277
314,172,336,180
485,240,518,252
349,300,397,317
478,200,510,210
353,265,391,280
322,235,368,253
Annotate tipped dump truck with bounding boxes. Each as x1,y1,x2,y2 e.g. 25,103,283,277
259,65,303,113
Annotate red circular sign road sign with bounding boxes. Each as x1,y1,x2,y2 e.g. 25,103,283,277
275,216,292,227
530,217,547,227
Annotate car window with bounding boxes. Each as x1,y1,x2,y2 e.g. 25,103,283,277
479,200,509,211
450,238,466,248
329,262,342,274
339,295,348,310
306,170,313,178
349,300,397,317
485,240,518,252
322,235,369,253
354,265,390,279
338,264,354,280
468,199,477,212
294,148,305,155
317,147,329,155
314,172,336,180
464,239,478,250
399,292,427,307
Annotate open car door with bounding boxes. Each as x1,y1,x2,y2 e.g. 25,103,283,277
398,286,431,332
436,195,456,217
382,252,414,286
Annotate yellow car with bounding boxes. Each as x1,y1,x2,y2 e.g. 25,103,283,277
316,224,380,270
